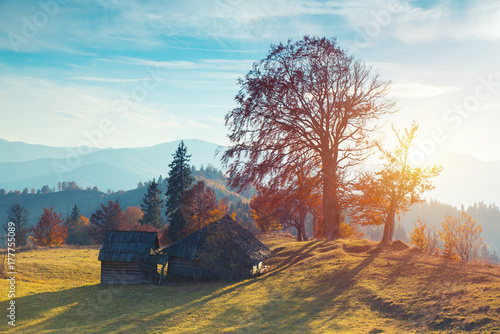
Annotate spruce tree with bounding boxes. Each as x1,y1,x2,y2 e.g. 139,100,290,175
166,141,194,241
5,203,29,246
139,178,164,228
68,204,81,227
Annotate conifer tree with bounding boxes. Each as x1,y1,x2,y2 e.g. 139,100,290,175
166,141,194,242
66,204,81,229
139,178,164,228
5,203,29,246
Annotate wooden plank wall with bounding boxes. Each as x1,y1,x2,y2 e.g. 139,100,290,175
101,261,151,284
167,256,255,281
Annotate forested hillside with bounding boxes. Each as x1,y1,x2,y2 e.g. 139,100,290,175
0,166,251,229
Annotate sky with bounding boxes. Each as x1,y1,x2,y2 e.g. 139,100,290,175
1,0,499,164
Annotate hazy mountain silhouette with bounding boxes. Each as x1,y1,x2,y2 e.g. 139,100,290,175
426,153,500,207
0,139,224,192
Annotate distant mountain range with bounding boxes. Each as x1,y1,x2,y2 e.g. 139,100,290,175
0,138,225,192
0,138,498,207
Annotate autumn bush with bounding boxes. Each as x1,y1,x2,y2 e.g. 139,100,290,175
439,212,485,263
339,222,364,239
409,219,439,255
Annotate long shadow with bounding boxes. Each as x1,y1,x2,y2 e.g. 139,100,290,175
2,240,384,333
0,241,324,333
0,281,229,333
228,251,381,333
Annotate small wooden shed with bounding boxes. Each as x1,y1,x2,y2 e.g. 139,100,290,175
98,230,159,284
161,216,270,281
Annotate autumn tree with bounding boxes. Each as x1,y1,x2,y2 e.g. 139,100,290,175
180,180,225,236
4,203,29,246
66,214,91,245
250,166,321,241
250,186,283,234
124,206,144,229
349,122,443,246
223,36,395,240
439,212,485,263
88,200,126,243
30,207,68,246
139,178,164,228
166,141,194,242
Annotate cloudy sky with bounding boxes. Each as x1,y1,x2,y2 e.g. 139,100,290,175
1,0,499,163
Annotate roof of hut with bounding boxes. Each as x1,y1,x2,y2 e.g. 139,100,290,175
161,216,270,266
98,230,159,264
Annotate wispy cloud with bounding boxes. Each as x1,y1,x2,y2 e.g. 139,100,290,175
390,82,461,98
70,77,149,83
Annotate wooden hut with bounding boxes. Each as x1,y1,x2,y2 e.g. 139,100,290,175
161,216,270,281
98,230,159,284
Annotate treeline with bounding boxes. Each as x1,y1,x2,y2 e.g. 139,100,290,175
2,141,254,248
0,181,100,196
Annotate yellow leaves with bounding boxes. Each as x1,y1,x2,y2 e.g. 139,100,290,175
339,222,364,239
439,212,485,263
409,219,438,255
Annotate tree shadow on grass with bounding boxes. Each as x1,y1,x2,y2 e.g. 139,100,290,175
1,240,382,333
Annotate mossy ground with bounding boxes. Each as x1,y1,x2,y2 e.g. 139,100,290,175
1,236,500,333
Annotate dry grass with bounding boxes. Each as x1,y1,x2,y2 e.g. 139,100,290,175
1,236,500,333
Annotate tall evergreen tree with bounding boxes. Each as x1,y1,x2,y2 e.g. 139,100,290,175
139,178,164,228
166,141,194,242
66,204,81,229
5,203,29,246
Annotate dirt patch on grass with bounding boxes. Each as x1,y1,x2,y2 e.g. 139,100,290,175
388,240,409,251
343,244,373,253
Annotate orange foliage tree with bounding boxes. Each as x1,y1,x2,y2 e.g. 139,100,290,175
349,122,443,246
179,181,225,237
222,36,396,241
30,207,68,246
124,206,144,229
439,212,485,263
250,186,284,234
88,200,127,243
250,167,322,241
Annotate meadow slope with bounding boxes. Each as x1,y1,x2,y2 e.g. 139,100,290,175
1,235,500,333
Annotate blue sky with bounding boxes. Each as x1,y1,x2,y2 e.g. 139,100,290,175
1,0,499,163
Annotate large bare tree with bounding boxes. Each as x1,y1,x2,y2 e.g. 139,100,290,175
223,36,395,240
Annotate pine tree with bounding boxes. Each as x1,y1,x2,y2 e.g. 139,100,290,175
66,204,81,229
139,178,164,228
166,141,194,242
5,203,29,246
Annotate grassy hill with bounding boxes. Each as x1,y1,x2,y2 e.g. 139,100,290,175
2,236,500,333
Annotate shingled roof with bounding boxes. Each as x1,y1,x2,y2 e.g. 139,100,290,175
161,216,270,267
98,230,159,264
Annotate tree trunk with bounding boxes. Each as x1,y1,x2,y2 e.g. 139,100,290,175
300,211,308,241
301,220,308,241
323,160,341,241
381,208,396,246
296,224,303,241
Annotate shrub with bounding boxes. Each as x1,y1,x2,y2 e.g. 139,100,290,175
439,212,484,263
409,219,438,255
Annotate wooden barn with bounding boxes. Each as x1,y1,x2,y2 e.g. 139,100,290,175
98,230,159,284
160,216,270,281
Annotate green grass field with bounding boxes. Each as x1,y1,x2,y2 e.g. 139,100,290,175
1,235,500,333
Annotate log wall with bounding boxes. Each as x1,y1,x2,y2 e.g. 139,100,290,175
101,261,152,284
